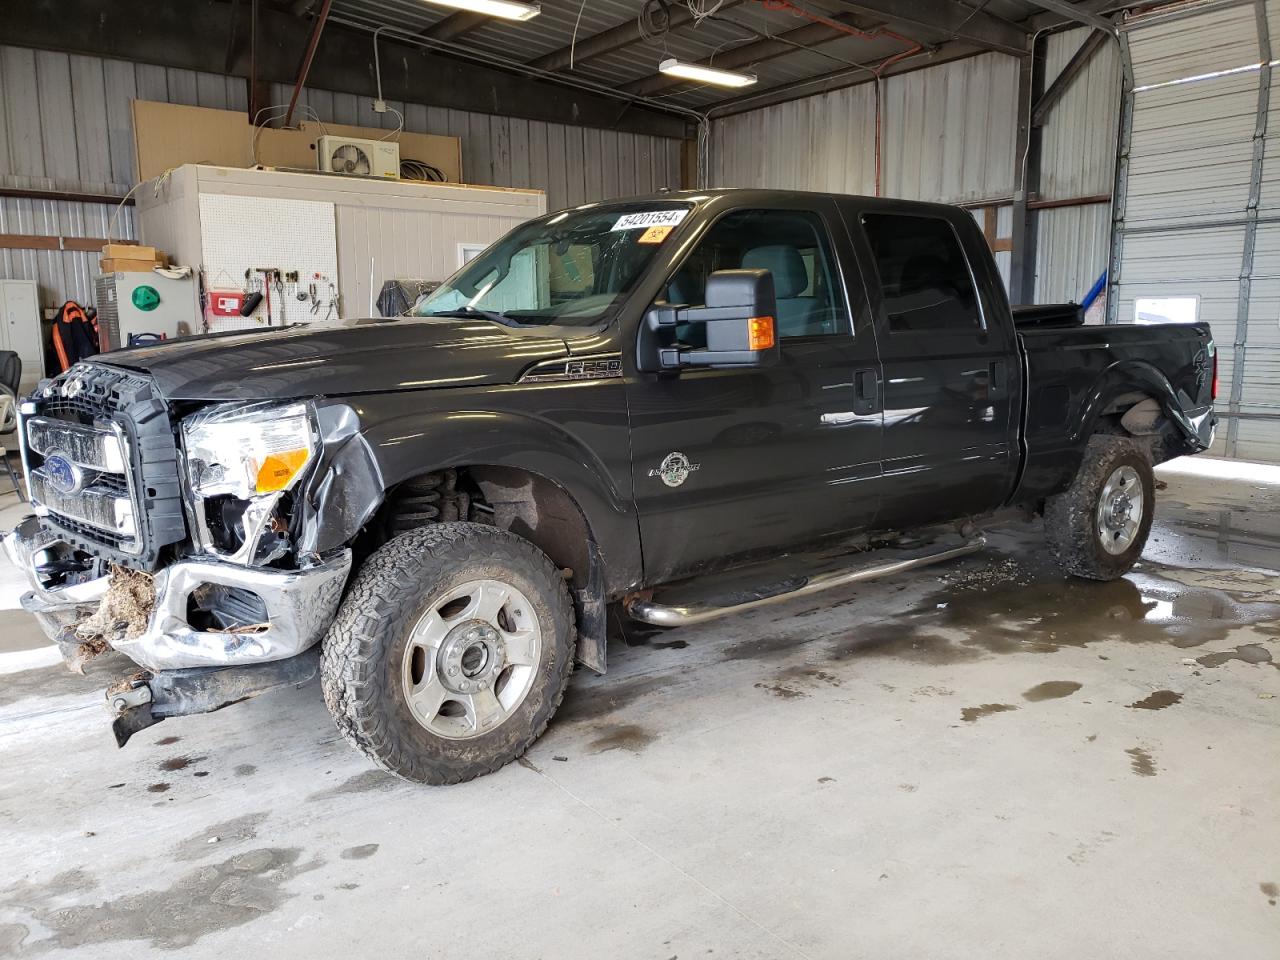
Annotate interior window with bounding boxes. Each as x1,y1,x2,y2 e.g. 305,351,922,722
862,214,983,333
662,209,848,339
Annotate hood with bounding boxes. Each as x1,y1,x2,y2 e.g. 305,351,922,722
98,316,571,402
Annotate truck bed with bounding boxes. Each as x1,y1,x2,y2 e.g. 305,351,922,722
1014,320,1214,503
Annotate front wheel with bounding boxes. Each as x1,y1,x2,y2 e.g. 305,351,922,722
1044,434,1155,581
320,522,575,784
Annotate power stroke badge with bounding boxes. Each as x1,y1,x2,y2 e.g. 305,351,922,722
649,452,700,488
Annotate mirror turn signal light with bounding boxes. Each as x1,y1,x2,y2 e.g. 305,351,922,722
748,316,776,351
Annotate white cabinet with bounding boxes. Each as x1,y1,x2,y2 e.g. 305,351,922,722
0,280,42,396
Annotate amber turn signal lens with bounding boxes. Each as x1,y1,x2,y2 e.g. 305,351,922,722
748,316,776,351
256,449,310,494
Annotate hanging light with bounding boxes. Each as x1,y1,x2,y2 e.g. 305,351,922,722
658,58,757,88
419,0,540,21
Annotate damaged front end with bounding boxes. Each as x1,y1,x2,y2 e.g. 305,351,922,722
4,515,351,744
9,372,373,745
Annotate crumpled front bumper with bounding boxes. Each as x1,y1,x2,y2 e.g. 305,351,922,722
3,516,351,673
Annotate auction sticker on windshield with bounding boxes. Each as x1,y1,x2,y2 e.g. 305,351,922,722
612,209,689,232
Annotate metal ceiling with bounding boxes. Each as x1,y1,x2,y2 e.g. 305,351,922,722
316,0,1086,116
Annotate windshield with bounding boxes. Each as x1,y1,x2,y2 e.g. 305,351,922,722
413,202,693,327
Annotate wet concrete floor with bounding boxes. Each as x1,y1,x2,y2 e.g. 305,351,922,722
0,458,1277,958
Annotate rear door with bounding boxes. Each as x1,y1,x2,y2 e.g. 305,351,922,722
626,200,883,584
839,203,1020,527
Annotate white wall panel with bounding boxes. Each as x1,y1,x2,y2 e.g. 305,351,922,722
1039,27,1122,201
710,53,1018,205
882,54,1019,204
710,84,876,195
1035,203,1111,304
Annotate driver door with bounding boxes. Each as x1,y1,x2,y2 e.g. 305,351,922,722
626,202,884,585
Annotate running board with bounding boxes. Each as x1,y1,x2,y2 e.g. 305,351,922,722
625,536,986,628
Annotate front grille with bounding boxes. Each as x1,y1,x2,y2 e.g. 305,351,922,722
22,362,186,570
29,472,136,542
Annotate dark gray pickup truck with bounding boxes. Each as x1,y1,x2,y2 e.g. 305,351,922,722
6,189,1215,783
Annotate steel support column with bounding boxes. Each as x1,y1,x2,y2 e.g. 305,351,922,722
1227,0,1272,456
1009,39,1043,306
1105,29,1135,325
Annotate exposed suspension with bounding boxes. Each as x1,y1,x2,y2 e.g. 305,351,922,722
388,470,471,534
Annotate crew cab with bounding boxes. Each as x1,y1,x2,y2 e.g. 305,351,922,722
5,189,1216,784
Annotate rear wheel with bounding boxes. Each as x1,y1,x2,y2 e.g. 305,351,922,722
1044,434,1155,581
321,522,575,784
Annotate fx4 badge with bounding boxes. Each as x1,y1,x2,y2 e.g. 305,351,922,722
650,451,700,488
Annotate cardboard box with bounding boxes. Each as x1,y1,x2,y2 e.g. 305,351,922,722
100,258,163,273
101,243,153,260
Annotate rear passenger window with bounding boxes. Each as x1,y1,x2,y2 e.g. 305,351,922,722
862,214,983,333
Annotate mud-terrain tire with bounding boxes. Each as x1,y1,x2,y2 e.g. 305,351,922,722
1044,434,1155,581
321,522,575,784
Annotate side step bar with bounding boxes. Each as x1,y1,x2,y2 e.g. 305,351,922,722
625,536,986,628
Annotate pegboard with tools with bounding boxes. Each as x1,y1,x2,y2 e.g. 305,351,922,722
197,194,340,331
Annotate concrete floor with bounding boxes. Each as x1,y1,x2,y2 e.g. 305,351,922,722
0,458,1278,959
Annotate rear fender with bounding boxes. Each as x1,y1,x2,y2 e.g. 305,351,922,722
1076,359,1205,448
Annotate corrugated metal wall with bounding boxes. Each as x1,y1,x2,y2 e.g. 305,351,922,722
710,53,1019,204
710,46,1121,306
710,83,877,196
1112,1,1279,462
0,44,683,313
1035,27,1121,305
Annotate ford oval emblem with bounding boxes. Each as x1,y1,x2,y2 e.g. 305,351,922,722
44,453,83,496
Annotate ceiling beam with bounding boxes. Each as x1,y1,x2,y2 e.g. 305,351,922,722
420,11,490,42
1020,0,1118,34
284,0,333,127
527,0,748,72
621,14,886,97
835,0,1029,57
5,0,693,139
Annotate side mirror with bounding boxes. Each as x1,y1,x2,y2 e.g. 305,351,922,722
640,268,780,372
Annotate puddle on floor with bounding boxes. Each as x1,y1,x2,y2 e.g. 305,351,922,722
960,703,1017,723
1022,681,1083,702
1150,497,1280,573
0,848,322,951
1127,690,1182,711
1197,644,1276,669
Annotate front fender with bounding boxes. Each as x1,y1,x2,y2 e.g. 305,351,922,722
305,390,642,593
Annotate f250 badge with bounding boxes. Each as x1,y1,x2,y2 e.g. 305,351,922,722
650,452,700,488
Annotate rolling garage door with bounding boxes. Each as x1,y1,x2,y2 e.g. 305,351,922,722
1110,0,1280,462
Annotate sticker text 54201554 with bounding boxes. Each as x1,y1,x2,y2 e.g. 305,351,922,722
612,210,689,232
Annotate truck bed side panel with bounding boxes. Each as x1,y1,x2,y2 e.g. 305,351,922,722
1014,322,1214,503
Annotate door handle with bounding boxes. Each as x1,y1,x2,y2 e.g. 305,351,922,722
821,411,858,425
989,359,1008,399
853,367,880,416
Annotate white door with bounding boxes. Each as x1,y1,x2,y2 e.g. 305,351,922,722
1112,3,1280,462
1,281,44,397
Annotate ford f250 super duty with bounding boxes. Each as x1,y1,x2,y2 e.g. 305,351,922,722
5,190,1216,783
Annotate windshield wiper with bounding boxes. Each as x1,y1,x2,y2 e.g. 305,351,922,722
425,308,524,328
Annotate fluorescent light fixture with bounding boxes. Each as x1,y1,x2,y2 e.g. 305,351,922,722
421,0,540,21
658,58,757,88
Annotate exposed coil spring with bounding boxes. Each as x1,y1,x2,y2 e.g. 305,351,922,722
389,470,470,534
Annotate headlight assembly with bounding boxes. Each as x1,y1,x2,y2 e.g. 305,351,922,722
182,402,317,501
